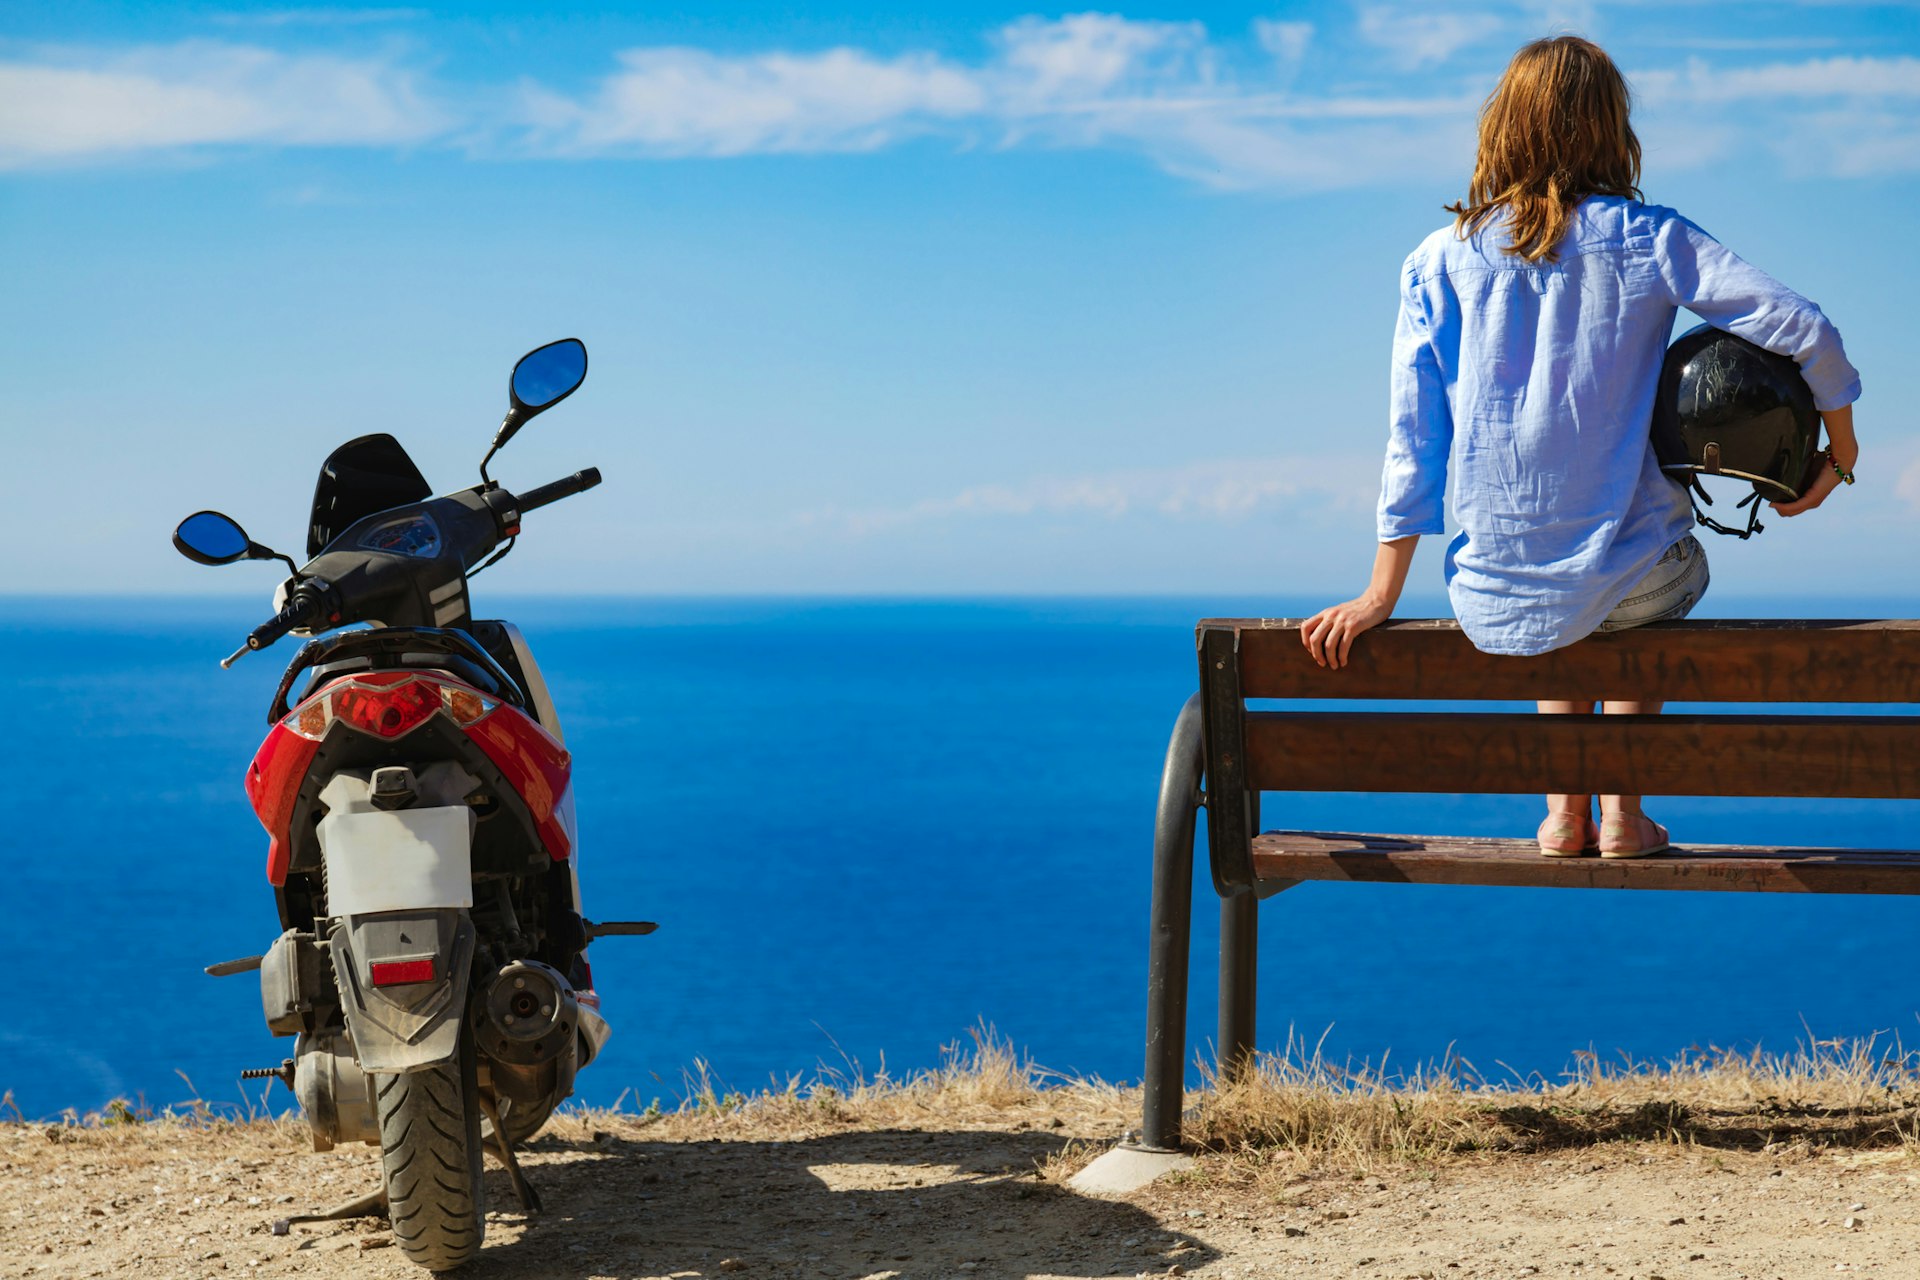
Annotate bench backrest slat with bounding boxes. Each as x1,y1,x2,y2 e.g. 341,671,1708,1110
1245,711,1920,799
1206,619,1920,703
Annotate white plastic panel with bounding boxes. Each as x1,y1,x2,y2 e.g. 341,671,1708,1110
499,621,563,743
319,805,474,917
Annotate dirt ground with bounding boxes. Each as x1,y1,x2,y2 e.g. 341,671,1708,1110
6,1107,1917,1280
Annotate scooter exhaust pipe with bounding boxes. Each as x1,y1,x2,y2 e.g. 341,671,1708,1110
473,960,579,1104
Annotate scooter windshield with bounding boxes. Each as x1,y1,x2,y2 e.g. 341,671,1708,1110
307,433,434,558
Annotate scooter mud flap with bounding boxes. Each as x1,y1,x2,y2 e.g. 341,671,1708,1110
330,909,476,1073
318,796,478,1074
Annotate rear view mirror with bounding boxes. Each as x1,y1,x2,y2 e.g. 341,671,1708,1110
173,511,257,565
510,338,588,413
173,511,298,575
483,338,589,481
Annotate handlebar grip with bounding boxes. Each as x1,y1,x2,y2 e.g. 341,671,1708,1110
248,593,319,652
516,467,602,514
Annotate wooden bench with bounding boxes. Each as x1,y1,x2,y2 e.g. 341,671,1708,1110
1135,618,1920,1153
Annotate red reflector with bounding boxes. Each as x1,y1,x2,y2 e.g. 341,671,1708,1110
370,958,437,987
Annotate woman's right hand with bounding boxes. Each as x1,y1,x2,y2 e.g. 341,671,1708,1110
1301,594,1392,669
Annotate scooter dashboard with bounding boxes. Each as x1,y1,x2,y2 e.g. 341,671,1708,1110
357,512,443,559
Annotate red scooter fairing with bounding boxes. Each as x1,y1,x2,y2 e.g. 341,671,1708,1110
246,670,574,886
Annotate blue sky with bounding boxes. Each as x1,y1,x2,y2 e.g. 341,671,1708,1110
3,1,1915,598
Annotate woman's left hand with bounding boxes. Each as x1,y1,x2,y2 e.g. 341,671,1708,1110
1301,594,1392,669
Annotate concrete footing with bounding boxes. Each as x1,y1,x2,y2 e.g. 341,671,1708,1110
1067,1144,1196,1195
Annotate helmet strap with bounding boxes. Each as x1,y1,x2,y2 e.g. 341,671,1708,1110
1690,480,1766,539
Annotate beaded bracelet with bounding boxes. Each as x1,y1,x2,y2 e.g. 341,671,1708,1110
1827,449,1856,485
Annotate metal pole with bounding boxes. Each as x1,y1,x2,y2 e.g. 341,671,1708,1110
1140,693,1205,1152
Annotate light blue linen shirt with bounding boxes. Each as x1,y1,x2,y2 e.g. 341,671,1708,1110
1378,194,1861,656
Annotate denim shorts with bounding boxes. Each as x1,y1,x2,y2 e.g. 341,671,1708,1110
1596,535,1709,632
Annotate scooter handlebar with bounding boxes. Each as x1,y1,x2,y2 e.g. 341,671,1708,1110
215,469,601,668
516,467,601,514
223,592,322,668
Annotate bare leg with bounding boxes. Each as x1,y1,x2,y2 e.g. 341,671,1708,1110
1599,699,1662,816
1536,700,1595,818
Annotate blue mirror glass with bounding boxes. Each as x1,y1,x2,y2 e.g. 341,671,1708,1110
174,511,253,566
510,339,588,412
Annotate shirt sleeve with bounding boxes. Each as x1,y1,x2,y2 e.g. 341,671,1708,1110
1376,259,1452,541
1654,211,1862,412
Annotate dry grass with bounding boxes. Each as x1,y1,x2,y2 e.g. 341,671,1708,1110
543,1022,1130,1148
1182,1027,1920,1189
16,1025,1920,1189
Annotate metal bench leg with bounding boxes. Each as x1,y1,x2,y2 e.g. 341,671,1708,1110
1218,889,1258,1082
1141,693,1204,1153
1218,787,1260,1082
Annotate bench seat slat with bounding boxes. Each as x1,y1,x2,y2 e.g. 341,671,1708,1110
1245,711,1920,799
1205,618,1920,703
1253,830,1920,894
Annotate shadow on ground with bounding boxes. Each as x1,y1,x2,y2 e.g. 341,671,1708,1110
443,1126,1210,1279
1487,1100,1920,1152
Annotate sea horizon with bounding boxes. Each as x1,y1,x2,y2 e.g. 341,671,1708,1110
5,592,1917,1121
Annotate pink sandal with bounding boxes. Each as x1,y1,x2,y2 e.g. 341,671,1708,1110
1598,813,1670,859
1536,811,1597,858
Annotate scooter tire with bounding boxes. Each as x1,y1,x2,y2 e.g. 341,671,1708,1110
374,1031,485,1271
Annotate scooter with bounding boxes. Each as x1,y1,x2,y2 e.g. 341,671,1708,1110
175,339,650,1271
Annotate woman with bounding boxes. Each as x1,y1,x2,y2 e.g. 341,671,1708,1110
1300,35,1861,858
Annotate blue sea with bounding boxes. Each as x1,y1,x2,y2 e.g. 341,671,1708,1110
3,595,1917,1121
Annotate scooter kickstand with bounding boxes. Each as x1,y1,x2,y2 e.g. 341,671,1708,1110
270,1188,389,1235
478,1092,544,1214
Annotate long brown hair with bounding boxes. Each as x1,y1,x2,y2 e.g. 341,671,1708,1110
1446,36,1642,263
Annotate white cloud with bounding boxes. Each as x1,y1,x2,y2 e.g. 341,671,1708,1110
6,20,1918,188
0,42,443,166
1639,54,1920,102
519,14,1478,190
521,15,1220,161
522,46,983,156
995,12,1208,102
800,456,1377,537
1253,19,1315,68
1520,0,1598,32
210,7,426,26
1632,36,1843,51
1896,455,1920,514
1800,108,1920,177
1355,6,1506,70
1633,54,1920,176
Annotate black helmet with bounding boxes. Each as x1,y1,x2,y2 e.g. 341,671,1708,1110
1650,323,1822,538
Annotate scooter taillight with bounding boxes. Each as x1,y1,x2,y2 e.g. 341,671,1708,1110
333,680,441,739
284,674,499,742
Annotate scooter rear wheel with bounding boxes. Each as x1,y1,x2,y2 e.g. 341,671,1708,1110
374,1030,485,1270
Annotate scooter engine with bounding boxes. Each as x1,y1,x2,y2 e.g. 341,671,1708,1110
291,1030,379,1151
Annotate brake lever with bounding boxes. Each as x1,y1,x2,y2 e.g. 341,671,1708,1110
221,643,253,670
